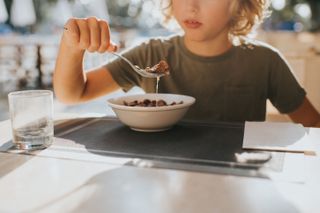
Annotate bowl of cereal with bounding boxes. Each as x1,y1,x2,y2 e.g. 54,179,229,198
107,93,195,132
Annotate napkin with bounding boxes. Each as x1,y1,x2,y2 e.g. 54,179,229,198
243,122,315,155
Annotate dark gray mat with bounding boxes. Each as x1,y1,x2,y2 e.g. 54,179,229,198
55,117,280,176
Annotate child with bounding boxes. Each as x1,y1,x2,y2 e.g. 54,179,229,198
54,0,320,127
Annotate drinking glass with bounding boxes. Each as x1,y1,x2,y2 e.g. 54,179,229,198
8,90,53,150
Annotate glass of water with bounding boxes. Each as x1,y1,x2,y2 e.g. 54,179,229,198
8,90,53,150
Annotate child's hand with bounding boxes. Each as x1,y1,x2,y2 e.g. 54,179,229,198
62,17,117,53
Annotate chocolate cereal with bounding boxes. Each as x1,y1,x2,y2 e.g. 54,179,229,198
124,99,183,107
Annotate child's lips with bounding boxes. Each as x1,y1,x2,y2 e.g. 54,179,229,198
183,19,202,29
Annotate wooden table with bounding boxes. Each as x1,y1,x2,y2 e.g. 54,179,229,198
0,114,320,213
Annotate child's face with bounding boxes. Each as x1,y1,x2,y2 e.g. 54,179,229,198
172,0,233,42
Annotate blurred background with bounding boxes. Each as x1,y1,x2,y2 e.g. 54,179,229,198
0,0,320,121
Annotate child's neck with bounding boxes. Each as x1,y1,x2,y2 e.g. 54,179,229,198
183,36,232,57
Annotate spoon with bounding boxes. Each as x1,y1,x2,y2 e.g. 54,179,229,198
110,52,169,78
63,27,168,78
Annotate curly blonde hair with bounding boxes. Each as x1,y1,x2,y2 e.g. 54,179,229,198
160,0,271,40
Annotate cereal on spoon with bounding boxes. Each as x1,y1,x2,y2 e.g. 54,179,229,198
145,60,170,75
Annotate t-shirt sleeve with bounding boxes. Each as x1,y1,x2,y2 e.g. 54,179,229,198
268,50,306,113
104,44,147,92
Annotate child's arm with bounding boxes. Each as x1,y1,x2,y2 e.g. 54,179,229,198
288,97,320,127
53,17,119,104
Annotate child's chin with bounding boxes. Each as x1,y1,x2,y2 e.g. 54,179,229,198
184,34,212,42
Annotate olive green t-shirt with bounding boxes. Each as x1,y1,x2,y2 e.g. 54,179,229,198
106,35,306,122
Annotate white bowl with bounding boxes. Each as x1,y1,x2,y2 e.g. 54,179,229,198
107,93,196,132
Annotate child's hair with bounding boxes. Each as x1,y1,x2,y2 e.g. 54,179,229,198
160,0,271,42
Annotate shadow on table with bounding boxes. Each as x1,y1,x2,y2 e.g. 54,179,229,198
28,167,301,213
0,141,37,178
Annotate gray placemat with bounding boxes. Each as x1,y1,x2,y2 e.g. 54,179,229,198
55,117,282,175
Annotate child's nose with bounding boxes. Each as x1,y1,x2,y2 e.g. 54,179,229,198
185,0,200,13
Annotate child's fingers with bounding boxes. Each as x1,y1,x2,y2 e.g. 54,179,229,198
87,17,101,52
63,19,80,46
64,17,116,52
98,20,118,53
76,18,90,50
98,20,111,53
107,42,118,52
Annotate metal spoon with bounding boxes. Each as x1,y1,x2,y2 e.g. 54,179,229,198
63,27,166,78
110,52,168,78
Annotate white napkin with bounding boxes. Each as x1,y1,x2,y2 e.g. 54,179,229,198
243,122,316,154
